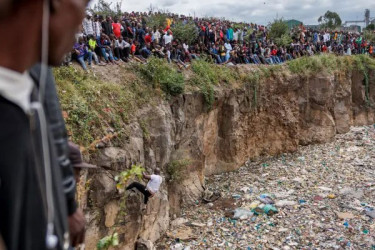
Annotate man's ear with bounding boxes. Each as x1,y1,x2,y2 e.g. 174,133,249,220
49,0,61,14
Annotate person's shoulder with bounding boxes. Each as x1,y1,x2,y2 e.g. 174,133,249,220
0,97,29,137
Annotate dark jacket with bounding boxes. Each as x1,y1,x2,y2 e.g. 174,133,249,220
0,65,71,250
102,21,113,36
29,64,77,216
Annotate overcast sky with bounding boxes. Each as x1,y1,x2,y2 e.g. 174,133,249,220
89,0,375,25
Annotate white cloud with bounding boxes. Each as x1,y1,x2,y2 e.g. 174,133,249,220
89,0,375,25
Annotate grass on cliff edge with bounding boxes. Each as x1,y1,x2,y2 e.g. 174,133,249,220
55,54,375,148
287,54,375,75
54,66,155,147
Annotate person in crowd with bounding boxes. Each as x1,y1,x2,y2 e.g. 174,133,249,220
112,17,122,39
126,168,163,206
97,33,115,64
102,16,113,36
115,36,131,62
163,30,173,47
83,12,94,37
88,34,101,65
152,26,161,44
144,28,152,45
73,37,93,70
93,15,102,39
224,39,232,62
227,25,234,41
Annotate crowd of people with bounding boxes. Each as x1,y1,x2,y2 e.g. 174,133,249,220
70,10,375,70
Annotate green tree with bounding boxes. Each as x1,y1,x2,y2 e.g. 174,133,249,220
364,30,375,43
90,0,123,18
318,11,342,30
366,24,375,31
147,13,168,29
269,19,292,47
171,21,199,44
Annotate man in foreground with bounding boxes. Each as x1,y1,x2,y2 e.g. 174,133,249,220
0,0,89,249
126,168,163,205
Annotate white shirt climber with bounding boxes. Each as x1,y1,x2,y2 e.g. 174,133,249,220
146,175,162,194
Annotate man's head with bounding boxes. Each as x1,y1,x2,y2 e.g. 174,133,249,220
0,0,90,70
154,168,161,175
78,36,84,44
86,11,92,19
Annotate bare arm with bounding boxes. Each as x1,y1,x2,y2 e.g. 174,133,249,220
142,172,151,180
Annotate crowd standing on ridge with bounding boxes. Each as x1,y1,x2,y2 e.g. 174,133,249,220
69,10,375,71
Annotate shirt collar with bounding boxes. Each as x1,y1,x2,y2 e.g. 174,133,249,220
0,66,33,113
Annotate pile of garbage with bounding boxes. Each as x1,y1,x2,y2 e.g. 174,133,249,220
157,126,375,249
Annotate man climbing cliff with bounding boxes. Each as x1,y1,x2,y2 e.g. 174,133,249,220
126,168,162,205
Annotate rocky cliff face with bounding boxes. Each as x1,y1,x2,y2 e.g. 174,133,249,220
81,69,375,249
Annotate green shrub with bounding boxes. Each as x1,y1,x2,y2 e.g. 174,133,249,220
89,0,122,18
171,21,199,44
138,57,185,96
166,159,190,182
97,233,119,250
269,18,292,47
190,59,235,108
54,66,154,147
147,13,168,29
274,33,293,47
287,54,342,75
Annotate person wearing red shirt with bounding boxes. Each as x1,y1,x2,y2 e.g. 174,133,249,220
112,18,122,39
270,46,281,64
144,28,152,44
130,40,136,56
322,44,327,53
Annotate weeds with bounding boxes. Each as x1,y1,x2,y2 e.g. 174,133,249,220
139,119,150,141
54,66,154,147
190,59,235,108
137,57,185,96
166,159,191,182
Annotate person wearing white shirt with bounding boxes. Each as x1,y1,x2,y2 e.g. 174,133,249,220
183,42,189,53
93,17,102,39
233,29,239,42
82,13,94,36
126,168,163,205
224,41,232,62
152,27,161,44
163,31,173,46
114,36,131,60
323,32,330,43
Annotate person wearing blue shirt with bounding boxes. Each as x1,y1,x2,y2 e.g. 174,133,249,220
73,37,92,71
97,34,115,64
